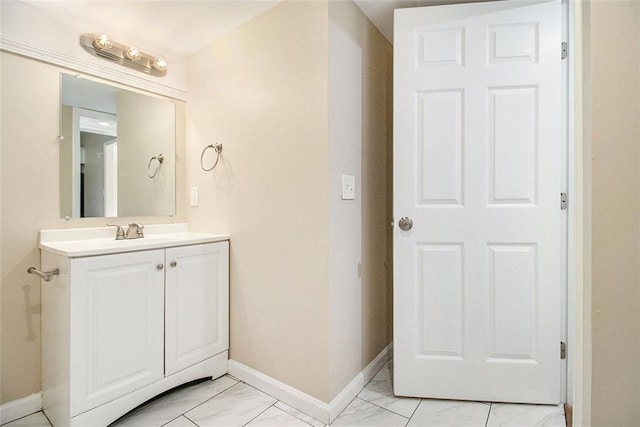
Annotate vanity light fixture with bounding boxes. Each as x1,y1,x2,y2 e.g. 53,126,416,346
80,33,168,77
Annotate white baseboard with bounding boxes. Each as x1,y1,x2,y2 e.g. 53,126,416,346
0,392,42,425
228,360,330,424
228,342,393,425
328,342,393,422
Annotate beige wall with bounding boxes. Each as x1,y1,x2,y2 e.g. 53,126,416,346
327,0,393,400
117,90,176,217
589,1,640,425
0,52,187,404
186,1,331,402
359,5,394,383
60,105,73,218
187,0,392,403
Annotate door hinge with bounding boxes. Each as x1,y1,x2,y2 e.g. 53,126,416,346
561,42,568,59
560,192,568,210
561,341,567,360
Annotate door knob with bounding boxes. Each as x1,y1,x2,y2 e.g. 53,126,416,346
170,261,177,268
157,264,164,271
398,217,413,231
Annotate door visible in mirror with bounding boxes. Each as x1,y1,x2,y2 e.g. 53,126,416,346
60,73,176,218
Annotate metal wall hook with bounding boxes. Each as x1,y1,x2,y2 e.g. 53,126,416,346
27,267,60,282
201,143,223,171
147,153,164,178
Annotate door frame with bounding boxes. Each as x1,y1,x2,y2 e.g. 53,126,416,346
566,0,590,425
517,0,589,419
103,139,118,217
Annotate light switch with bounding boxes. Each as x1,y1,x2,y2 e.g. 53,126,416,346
341,174,355,200
190,187,199,207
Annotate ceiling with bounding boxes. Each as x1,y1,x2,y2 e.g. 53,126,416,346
19,0,459,59
353,0,444,42
19,0,283,59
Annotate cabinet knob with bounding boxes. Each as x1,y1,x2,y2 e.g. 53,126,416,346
156,264,164,271
170,261,177,268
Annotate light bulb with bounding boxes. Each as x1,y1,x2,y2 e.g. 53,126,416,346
151,57,167,71
124,46,142,60
93,34,112,50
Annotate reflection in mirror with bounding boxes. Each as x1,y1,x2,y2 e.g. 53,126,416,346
60,73,176,218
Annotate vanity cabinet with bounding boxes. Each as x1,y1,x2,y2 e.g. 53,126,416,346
41,236,229,427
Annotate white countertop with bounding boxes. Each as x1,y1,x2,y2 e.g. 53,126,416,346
40,223,229,257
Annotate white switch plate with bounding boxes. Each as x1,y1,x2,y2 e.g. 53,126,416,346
341,174,355,200
190,187,199,207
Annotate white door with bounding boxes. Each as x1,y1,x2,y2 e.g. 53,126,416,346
394,0,563,404
70,250,165,415
165,242,229,376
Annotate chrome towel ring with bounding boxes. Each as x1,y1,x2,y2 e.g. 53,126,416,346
201,142,223,171
147,153,164,178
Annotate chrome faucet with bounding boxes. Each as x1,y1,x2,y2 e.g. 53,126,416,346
107,224,125,240
107,223,144,240
126,223,145,239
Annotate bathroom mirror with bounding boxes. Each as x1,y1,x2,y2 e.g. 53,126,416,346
60,73,176,218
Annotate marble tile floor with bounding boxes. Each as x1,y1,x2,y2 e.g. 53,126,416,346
3,361,566,427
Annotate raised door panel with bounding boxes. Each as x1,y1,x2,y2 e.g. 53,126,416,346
488,86,538,205
165,242,229,376
417,89,464,206
70,249,165,415
417,243,464,359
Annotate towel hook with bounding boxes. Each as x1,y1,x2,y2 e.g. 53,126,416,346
201,143,223,172
147,153,164,178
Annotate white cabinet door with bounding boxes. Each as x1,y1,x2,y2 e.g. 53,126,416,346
70,250,165,415
165,242,229,376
